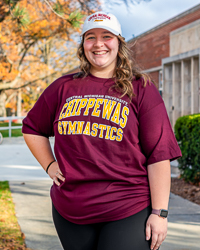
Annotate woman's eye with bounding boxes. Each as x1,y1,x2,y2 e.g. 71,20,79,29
87,36,95,40
104,35,112,39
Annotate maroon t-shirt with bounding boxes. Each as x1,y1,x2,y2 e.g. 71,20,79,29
22,73,182,224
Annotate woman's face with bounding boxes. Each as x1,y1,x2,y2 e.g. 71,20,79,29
83,28,119,77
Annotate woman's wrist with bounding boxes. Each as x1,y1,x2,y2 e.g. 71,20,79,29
46,160,56,174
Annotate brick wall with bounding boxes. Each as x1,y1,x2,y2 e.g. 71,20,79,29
129,5,200,71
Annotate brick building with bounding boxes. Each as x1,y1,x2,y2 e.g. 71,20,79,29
129,4,200,127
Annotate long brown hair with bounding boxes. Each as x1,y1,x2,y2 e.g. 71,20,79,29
74,34,151,100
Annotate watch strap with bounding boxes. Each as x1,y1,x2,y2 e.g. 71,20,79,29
152,209,168,218
152,209,160,216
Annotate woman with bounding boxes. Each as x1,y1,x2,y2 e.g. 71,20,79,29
22,11,182,250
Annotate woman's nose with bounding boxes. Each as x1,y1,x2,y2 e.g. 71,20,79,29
94,38,104,47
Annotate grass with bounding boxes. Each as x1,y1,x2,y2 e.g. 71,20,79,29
0,181,28,249
0,122,23,137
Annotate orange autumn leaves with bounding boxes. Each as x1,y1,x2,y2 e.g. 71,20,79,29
0,0,99,110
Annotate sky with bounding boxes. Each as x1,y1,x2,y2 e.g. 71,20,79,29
101,0,200,41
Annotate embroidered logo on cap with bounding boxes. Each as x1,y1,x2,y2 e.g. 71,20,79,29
88,13,111,22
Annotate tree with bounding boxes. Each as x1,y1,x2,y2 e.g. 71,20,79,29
0,0,21,22
0,0,150,116
0,0,100,115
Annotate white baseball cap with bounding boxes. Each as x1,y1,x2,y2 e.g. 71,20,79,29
80,11,122,36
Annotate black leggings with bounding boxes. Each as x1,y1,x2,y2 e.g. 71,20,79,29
52,204,152,250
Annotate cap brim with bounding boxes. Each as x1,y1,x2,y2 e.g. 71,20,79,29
80,26,121,36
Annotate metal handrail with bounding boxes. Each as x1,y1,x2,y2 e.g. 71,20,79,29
0,116,25,137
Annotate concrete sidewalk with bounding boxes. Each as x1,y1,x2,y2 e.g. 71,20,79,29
1,137,200,250
10,180,62,250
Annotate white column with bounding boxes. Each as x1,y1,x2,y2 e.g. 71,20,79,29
159,70,163,95
199,54,200,113
181,60,184,116
191,57,194,114
172,62,175,128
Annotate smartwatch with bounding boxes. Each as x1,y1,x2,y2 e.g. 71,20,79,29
152,209,168,218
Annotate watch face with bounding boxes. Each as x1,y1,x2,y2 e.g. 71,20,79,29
160,209,168,218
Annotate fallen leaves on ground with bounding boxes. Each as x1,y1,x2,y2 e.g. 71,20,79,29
171,178,200,205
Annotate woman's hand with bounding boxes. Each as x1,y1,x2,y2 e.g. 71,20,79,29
47,161,65,186
146,214,168,250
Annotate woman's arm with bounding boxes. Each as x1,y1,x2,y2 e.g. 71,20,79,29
146,160,171,250
23,133,65,186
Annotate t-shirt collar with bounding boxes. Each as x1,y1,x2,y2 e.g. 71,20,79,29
88,73,115,84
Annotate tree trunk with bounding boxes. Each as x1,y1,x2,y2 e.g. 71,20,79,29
17,89,22,118
0,91,7,117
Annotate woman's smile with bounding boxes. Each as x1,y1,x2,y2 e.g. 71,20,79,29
93,51,108,55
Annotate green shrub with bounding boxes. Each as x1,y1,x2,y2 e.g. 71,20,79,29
174,113,200,185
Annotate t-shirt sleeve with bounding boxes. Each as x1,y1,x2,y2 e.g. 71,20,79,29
137,82,182,165
22,74,72,137
22,93,55,138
